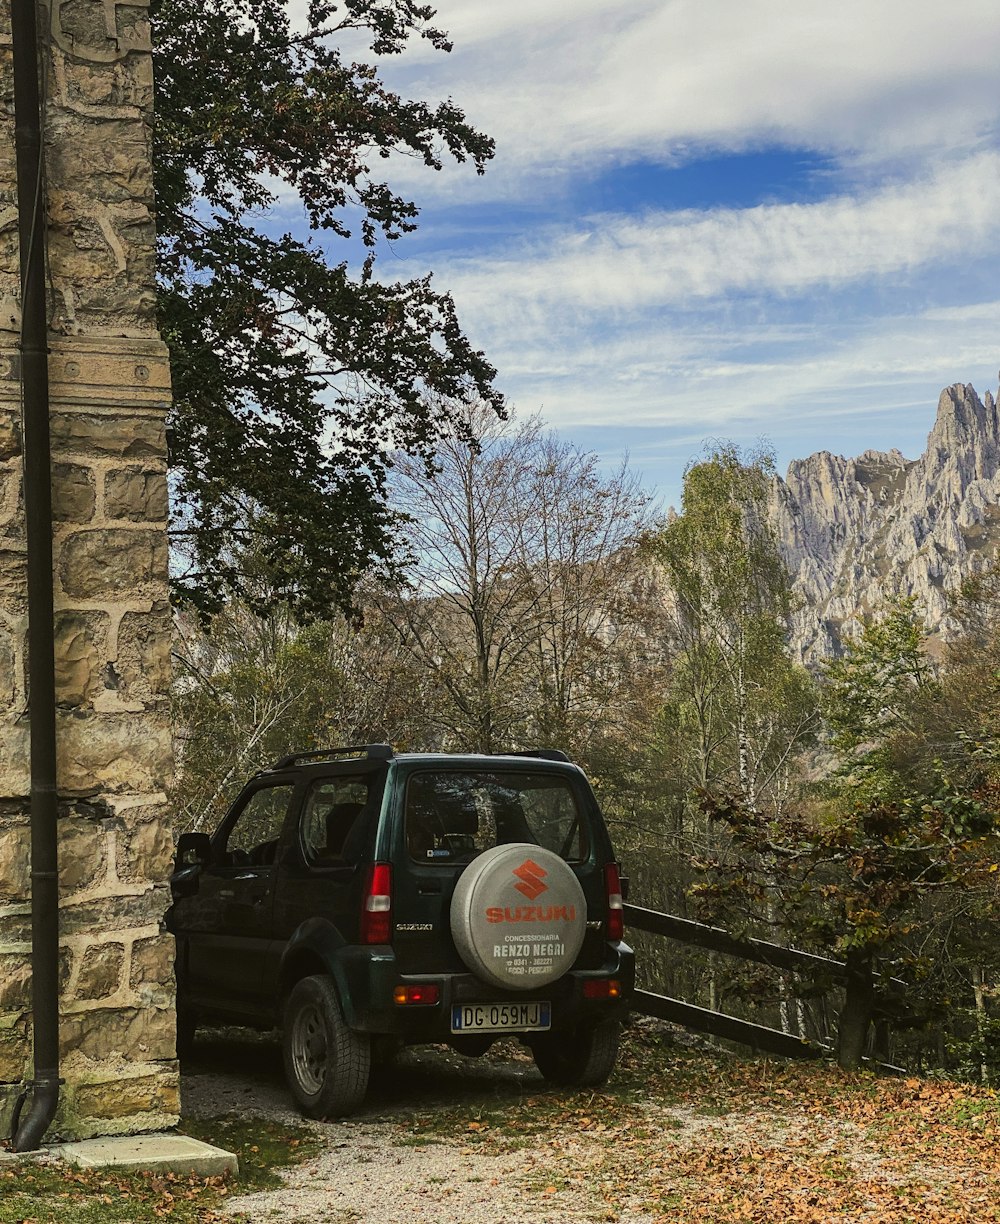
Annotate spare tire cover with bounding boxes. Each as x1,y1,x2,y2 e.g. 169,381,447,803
450,843,587,990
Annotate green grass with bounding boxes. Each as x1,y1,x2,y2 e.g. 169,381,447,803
0,1116,320,1224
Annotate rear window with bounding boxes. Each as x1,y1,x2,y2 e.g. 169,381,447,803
405,771,589,864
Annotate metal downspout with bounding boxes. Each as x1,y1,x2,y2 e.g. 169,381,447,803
10,0,61,1151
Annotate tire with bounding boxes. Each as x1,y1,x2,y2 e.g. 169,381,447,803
531,1019,621,1087
282,975,371,1118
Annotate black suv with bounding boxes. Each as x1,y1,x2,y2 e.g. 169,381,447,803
167,745,634,1117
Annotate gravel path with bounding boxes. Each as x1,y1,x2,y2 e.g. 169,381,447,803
181,1033,633,1224
181,1028,1000,1224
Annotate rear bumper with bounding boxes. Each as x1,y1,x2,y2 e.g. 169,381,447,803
335,940,635,1038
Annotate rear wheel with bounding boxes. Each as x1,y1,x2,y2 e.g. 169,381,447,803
531,1019,620,1087
282,975,371,1118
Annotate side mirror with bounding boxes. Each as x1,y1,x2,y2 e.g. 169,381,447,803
176,831,212,870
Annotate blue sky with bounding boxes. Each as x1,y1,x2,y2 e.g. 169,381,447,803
302,0,1000,508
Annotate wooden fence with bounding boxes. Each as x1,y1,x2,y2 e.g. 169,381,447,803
624,902,911,1062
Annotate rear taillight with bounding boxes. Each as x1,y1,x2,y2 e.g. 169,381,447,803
393,984,440,1006
361,862,392,944
604,862,624,942
583,978,622,1000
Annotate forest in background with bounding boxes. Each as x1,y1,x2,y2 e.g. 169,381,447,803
170,402,1000,1082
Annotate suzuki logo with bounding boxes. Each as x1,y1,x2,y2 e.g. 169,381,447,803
513,859,548,901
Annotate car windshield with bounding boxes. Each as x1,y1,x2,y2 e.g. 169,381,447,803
405,770,589,864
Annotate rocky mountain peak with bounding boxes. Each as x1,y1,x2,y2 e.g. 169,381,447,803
773,377,1000,663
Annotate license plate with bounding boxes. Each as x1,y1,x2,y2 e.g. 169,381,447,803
450,1001,551,1034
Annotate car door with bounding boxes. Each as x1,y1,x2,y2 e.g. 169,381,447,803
177,779,297,1019
269,771,381,985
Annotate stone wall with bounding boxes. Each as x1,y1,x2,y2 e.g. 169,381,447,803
0,0,178,1138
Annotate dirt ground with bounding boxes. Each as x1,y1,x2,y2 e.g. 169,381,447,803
180,1025,1000,1224
182,1032,630,1224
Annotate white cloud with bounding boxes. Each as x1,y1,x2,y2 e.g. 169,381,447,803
430,152,1000,339
487,300,1000,487
370,0,1000,199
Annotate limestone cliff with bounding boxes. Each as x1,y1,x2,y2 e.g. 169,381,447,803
773,378,1000,663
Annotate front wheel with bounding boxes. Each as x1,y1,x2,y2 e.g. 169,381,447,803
531,1019,621,1087
282,975,371,1118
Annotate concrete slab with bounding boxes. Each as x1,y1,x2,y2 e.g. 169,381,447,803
50,1133,238,1177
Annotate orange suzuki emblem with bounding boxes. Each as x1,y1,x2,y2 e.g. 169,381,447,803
513,858,548,901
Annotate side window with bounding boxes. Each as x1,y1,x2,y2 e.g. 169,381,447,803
223,785,294,866
300,777,371,866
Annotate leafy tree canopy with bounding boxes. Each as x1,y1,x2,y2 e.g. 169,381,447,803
151,0,503,618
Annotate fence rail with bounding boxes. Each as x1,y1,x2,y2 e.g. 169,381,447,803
632,989,825,1059
624,902,914,1057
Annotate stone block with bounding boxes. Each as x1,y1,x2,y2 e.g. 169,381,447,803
60,55,155,114
121,819,174,885
0,412,20,461
75,942,126,1001
129,933,174,1008
116,604,171,700
60,889,164,939
104,467,167,522
55,0,120,50
0,469,10,515
49,126,154,208
59,528,168,601
0,497,17,541
54,610,108,707
73,1071,180,1123
58,819,108,893
0,955,29,1010
61,1008,130,1061
56,709,172,795
52,1057,181,1140
0,548,27,615
63,1004,175,1063
52,462,97,523
50,411,165,460
0,908,30,946
0,622,17,709
0,723,30,799
0,1012,27,1081
129,934,173,987
0,1086,16,1138
0,822,29,903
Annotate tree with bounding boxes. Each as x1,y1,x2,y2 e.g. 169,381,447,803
649,446,818,1021
151,0,503,618
172,594,440,830
655,445,816,811
382,403,659,754
696,598,1000,1071
821,596,939,803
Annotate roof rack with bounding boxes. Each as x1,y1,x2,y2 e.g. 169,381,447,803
271,744,395,769
501,749,571,763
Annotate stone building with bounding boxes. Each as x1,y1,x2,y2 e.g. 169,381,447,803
0,0,178,1137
